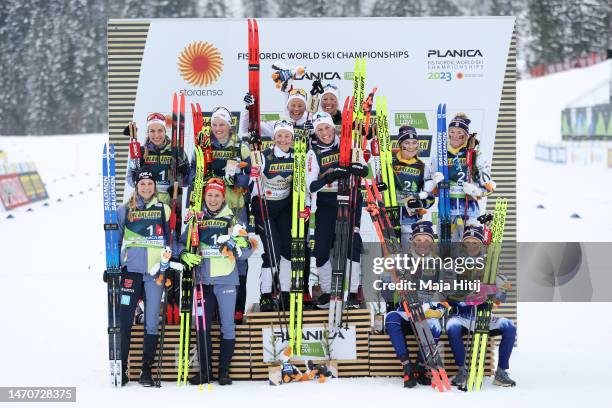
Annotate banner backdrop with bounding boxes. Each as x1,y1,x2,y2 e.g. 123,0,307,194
125,17,515,199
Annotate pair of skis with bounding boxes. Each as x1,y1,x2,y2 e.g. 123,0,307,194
364,179,451,392
247,19,289,331
288,134,307,356
102,143,122,387
461,198,508,391
436,104,451,252
328,96,355,329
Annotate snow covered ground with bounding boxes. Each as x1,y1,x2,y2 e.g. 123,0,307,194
517,60,612,241
2,60,612,406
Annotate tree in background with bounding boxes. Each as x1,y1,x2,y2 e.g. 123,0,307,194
0,0,610,135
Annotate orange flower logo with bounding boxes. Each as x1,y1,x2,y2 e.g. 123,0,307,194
178,42,223,87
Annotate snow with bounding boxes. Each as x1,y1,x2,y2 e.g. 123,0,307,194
2,60,612,405
517,60,612,241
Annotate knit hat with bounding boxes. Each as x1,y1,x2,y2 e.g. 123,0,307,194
205,177,226,196
321,84,340,102
312,111,335,130
274,119,294,136
287,88,307,106
146,112,166,129
135,170,156,184
462,225,485,242
411,221,434,240
397,125,418,145
211,107,232,126
449,113,470,135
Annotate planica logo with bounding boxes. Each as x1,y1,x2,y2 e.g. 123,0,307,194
298,72,342,81
428,49,483,58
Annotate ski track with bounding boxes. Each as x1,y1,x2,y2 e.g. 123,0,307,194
2,57,612,406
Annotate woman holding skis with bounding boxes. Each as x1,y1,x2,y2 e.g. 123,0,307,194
445,225,516,388
251,120,296,312
126,112,190,205
203,106,251,322
306,111,368,308
179,178,255,386
384,221,447,389
116,170,173,387
433,113,495,240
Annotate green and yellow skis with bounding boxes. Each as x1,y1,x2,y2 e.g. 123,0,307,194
288,133,307,356
463,198,508,391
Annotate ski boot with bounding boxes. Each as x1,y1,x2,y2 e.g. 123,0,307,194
492,367,516,387
345,293,361,309
451,365,468,386
315,293,330,309
259,293,274,312
218,339,235,386
402,361,417,388
413,363,431,386
138,334,158,387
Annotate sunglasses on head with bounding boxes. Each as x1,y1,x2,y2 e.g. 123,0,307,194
289,88,307,97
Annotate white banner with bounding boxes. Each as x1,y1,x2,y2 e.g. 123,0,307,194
131,17,513,156
262,325,357,362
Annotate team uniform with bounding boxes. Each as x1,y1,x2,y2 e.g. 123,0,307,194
178,179,255,385
117,171,172,387
306,112,368,307
250,126,295,311
446,225,516,387
432,114,495,241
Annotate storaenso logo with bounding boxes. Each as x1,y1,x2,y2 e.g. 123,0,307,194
428,49,483,58
297,72,342,81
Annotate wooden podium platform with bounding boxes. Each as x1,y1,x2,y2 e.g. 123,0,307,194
127,306,495,381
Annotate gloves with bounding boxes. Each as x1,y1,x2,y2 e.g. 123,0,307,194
348,162,368,177
177,158,190,176
128,158,139,171
462,182,482,199
432,171,445,185
248,130,261,147
324,167,350,184
406,197,424,209
299,206,311,221
180,252,202,268
424,308,444,319
244,92,255,107
303,120,314,131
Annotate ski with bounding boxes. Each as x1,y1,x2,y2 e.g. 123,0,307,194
328,96,354,329
364,179,451,392
289,132,307,356
175,92,195,386
436,104,451,252
102,143,122,387
185,142,209,389
464,198,508,392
